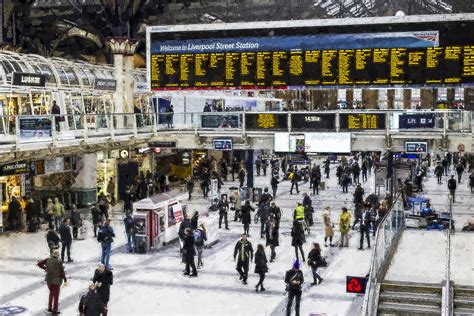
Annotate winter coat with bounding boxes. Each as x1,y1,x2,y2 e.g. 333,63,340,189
58,224,72,244
186,179,194,192
291,222,306,246
285,269,304,292
92,268,113,304
448,178,457,191
339,212,351,234
53,201,65,218
91,207,101,225
123,216,135,235
323,211,334,237
218,200,229,215
81,290,105,316
37,257,66,286
46,230,60,249
470,174,474,188
25,201,39,221
7,200,21,221
234,240,253,262
307,248,322,268
240,204,254,224
269,206,281,223
254,250,268,274
265,222,279,247
182,234,196,260
70,210,82,227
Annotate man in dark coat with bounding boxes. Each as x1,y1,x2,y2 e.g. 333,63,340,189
26,197,40,231
183,228,198,276
265,216,279,262
291,220,306,262
186,176,194,200
58,218,73,263
218,195,230,230
240,200,254,236
37,249,67,314
233,234,253,285
269,202,282,226
448,175,457,202
79,284,105,316
285,260,304,316
231,158,239,181
91,205,101,238
255,157,262,176
123,211,136,253
353,184,364,205
69,205,82,239
434,163,444,184
359,208,371,250
51,100,61,131
456,163,464,183
92,263,113,315
238,168,246,188
271,175,279,199
7,196,21,231
352,162,361,185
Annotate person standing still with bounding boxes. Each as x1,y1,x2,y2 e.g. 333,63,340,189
271,175,279,199
37,249,67,314
307,243,324,285
254,244,268,292
92,263,113,316
218,195,230,230
240,200,254,236
186,176,194,200
51,100,61,132
183,228,198,277
285,260,304,316
53,197,65,231
339,207,351,247
448,175,457,202
58,218,73,263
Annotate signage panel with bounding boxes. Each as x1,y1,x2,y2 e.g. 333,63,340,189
0,162,29,176
245,113,288,130
339,113,386,130
18,116,52,143
304,132,352,153
148,141,177,148
405,142,428,153
213,139,233,151
291,113,336,131
12,72,47,87
201,114,240,128
94,79,117,91
398,113,436,128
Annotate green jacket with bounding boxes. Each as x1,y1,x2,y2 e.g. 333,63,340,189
37,257,66,285
339,212,351,234
53,202,65,217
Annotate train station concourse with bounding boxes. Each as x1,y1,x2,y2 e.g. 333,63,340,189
0,1,472,315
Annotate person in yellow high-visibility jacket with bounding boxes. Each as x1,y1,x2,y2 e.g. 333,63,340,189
293,202,305,220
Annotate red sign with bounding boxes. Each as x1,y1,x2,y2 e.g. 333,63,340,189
457,144,465,152
346,276,367,294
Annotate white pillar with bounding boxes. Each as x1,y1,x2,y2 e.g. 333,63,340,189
71,153,97,206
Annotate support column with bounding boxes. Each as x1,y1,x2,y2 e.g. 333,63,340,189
387,89,395,109
403,89,412,109
71,153,98,207
246,150,254,189
106,38,139,128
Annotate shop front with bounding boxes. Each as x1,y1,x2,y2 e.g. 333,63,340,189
0,161,33,213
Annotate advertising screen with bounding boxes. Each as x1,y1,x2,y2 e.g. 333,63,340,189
304,133,351,153
405,142,428,153
291,113,336,131
213,139,233,150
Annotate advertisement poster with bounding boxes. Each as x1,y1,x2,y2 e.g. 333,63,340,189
201,114,240,128
18,116,52,143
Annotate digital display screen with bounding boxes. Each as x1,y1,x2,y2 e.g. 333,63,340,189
339,113,386,130
291,113,336,131
304,133,351,153
405,142,428,153
245,113,288,130
398,113,436,129
213,139,233,150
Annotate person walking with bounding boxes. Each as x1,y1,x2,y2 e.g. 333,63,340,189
359,208,371,250
269,202,282,226
285,260,304,316
289,170,299,195
307,243,324,285
91,205,101,238
324,159,330,179
469,171,474,193
58,218,73,263
341,173,351,193
302,193,314,227
98,219,115,269
186,176,194,200
26,197,40,232
262,158,269,176
232,158,239,181
310,167,321,195
322,207,334,247
456,163,464,183
266,215,279,262
123,211,136,253
352,162,360,185
255,157,262,176
53,197,65,231
194,223,207,268
353,183,364,205
254,244,268,292
51,100,61,132
46,225,61,254
291,220,306,262
434,163,444,184
339,207,351,247
218,195,230,230
238,168,246,188
69,205,82,240
7,196,21,231
448,175,457,202
79,284,105,316
271,175,279,199
234,234,253,285
183,228,198,277
37,249,67,314
240,200,254,236
92,263,113,315
361,160,368,182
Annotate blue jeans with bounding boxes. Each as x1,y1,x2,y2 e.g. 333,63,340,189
101,242,112,268
126,234,134,251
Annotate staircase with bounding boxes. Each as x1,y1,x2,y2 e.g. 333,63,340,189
454,285,474,315
377,281,442,315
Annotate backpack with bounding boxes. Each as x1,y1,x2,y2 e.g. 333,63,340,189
194,229,203,244
288,172,294,180
97,228,106,243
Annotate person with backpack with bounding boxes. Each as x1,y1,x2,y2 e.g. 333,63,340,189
97,220,115,270
194,223,207,268
92,263,113,315
291,220,306,262
339,207,351,247
37,249,67,315
448,175,457,202
183,228,198,277
58,218,73,263
285,260,304,316
79,284,105,316
240,200,254,237
254,244,268,292
271,175,279,199
46,225,61,254
359,208,371,250
307,243,324,285
233,233,254,285
218,195,230,230
456,163,465,183
266,215,279,262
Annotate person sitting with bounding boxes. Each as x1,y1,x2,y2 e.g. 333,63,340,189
421,201,434,217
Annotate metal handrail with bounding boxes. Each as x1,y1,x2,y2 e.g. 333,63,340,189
442,195,454,316
363,193,406,316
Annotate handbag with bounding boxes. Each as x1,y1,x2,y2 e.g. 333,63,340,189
318,257,328,267
285,272,298,292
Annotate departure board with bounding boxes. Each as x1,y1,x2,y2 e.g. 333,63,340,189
245,113,288,131
340,113,386,130
291,113,336,131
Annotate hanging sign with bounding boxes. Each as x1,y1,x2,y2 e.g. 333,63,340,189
94,79,117,91
0,162,29,176
12,72,47,87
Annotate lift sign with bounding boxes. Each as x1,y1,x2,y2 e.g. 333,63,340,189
346,276,367,294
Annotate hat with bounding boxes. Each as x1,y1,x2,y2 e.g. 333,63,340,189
293,260,300,269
